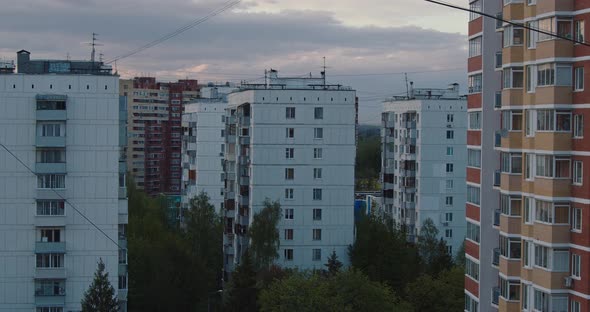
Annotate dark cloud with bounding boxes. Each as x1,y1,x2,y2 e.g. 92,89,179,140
0,0,467,124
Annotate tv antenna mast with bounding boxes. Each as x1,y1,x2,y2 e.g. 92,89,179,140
86,33,103,63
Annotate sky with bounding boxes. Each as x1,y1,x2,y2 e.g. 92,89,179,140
0,0,468,124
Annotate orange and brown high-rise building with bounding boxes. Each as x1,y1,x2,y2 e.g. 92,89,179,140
467,0,590,311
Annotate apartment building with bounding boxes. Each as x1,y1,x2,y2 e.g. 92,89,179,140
119,77,199,197
0,50,128,312
381,84,467,254
468,1,590,311
222,70,357,277
181,85,237,215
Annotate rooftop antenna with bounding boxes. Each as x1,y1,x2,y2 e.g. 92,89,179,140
87,33,103,63
405,73,410,99
66,52,70,61
322,57,327,88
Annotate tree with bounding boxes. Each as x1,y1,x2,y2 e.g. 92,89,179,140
259,272,333,312
81,258,118,312
248,199,281,269
455,240,466,267
324,250,343,276
417,219,454,277
404,267,464,312
223,250,258,312
349,213,421,294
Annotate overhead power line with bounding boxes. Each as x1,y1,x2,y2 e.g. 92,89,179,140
424,0,590,47
0,142,124,250
106,0,241,64
330,67,465,77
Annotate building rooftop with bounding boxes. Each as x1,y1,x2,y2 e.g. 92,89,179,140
238,69,353,91
387,83,466,101
12,50,113,75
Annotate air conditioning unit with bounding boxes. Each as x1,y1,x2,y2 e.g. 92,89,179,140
564,277,574,288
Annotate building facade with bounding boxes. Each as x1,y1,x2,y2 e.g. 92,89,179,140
222,70,357,277
468,1,590,311
119,77,199,197
0,51,127,312
181,86,237,215
381,84,467,254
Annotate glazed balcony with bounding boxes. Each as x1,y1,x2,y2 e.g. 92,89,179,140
35,267,66,280
501,173,522,192
35,242,66,254
500,214,522,235
536,0,573,17
503,1,524,21
502,46,524,65
532,132,572,152
498,299,521,312
500,131,523,150
502,89,524,107
499,256,522,278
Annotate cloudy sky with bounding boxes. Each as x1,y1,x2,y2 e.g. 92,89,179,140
0,0,468,124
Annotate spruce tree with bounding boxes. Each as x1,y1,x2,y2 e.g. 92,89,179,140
324,250,343,276
81,258,118,312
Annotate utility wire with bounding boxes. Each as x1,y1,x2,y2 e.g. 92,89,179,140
425,0,590,47
0,142,124,250
330,67,465,77
106,0,241,64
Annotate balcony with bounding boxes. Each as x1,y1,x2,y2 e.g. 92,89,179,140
495,92,502,108
531,267,570,290
535,86,572,105
35,242,66,254
239,176,249,185
239,136,250,145
492,248,500,266
36,110,67,121
495,52,503,69
405,121,416,129
493,210,501,227
36,136,66,148
35,267,66,279
119,187,127,199
494,170,501,187
533,132,572,152
35,216,66,227
35,294,65,306
35,163,66,174
239,156,250,166
500,214,521,235
118,289,128,302
533,222,570,244
492,287,500,305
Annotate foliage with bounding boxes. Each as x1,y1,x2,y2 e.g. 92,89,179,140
258,270,408,312
324,250,343,276
349,213,421,294
417,218,454,277
224,251,258,312
81,258,118,312
455,240,466,267
127,183,222,312
355,136,381,181
404,267,465,312
248,199,281,269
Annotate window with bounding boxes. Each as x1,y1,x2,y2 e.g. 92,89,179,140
286,107,295,119
537,110,555,131
499,277,521,301
313,188,322,200
313,229,322,240
284,229,293,240
526,65,536,92
465,258,479,281
36,308,63,312
286,128,295,138
314,107,323,119
572,208,582,231
313,168,322,179
446,163,454,173
446,130,454,139
465,295,478,312
503,67,524,88
36,253,64,268
285,168,294,180
502,110,523,131
313,148,323,159
573,161,583,185
39,228,61,242
572,300,581,312
572,254,581,278
36,149,65,163
469,36,482,57
468,111,481,129
312,249,322,261
285,188,294,199
119,274,128,290
534,289,549,311
524,197,534,224
503,25,524,47
445,196,453,205
537,63,573,86
447,113,454,123
313,208,322,220
575,67,584,91
467,185,480,205
501,152,522,174
469,0,481,21
575,20,585,43
314,128,323,139
36,200,65,216
35,280,65,296
37,174,65,189
556,111,572,131
500,194,522,216
285,148,294,159
445,213,453,222
466,222,480,243
284,249,293,261
38,123,65,137
445,180,453,189
574,115,584,138
536,155,570,178
499,235,522,259
36,100,66,110
119,249,127,264
527,21,539,48
285,208,294,219
538,17,556,41
535,200,570,224
446,147,453,156
467,149,481,168
445,229,452,238
468,74,482,93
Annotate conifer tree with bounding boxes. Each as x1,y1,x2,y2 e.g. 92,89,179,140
81,258,118,312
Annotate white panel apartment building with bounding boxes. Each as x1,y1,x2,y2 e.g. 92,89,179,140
0,51,127,312
181,86,237,213
223,70,356,276
381,84,467,254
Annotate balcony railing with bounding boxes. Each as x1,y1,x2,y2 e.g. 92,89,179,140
492,287,500,305
492,248,500,266
493,209,501,226
494,131,502,147
496,13,503,29
495,91,502,108
494,170,501,187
